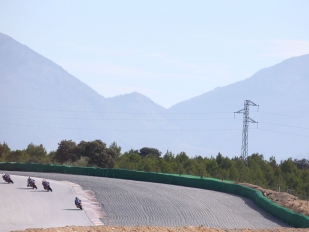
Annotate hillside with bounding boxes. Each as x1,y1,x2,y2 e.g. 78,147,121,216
0,33,173,151
1,32,309,160
169,54,309,159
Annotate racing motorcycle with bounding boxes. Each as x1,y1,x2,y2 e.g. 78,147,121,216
30,182,37,189
76,202,83,210
42,181,53,192
2,174,14,184
27,179,37,189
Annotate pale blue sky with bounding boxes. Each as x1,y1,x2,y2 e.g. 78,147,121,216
1,1,309,108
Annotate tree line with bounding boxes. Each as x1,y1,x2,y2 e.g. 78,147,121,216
0,140,308,196
0,140,117,168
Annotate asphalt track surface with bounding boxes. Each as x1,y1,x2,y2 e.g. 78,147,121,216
0,174,93,232
1,171,289,230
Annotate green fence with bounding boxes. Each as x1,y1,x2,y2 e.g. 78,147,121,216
1,162,308,228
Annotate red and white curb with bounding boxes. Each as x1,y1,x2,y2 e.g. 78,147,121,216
62,181,105,226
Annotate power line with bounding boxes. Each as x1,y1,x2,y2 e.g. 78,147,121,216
0,122,242,132
256,111,309,120
0,105,230,115
2,119,309,137
259,128,309,138
259,121,309,130
0,113,236,121
2,109,309,131
1,105,309,119
2,113,309,130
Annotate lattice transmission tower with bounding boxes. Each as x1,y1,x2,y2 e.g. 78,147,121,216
235,100,259,164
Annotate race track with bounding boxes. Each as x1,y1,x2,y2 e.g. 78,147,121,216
0,171,289,230
0,174,93,232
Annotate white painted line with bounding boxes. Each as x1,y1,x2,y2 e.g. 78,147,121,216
62,181,104,226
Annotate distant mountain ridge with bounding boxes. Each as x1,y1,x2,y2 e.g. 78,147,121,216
0,33,110,109
1,32,309,160
108,92,167,113
0,32,174,153
169,54,309,159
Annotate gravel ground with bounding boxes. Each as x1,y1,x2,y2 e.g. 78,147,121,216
13,226,309,232
3,171,289,229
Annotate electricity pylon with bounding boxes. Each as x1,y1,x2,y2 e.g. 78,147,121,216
235,100,259,164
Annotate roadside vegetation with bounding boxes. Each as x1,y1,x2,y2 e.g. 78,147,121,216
0,140,308,196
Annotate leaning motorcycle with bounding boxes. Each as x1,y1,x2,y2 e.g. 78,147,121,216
76,202,83,210
43,182,53,192
2,175,14,184
29,182,37,189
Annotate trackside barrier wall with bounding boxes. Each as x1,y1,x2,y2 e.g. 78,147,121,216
0,162,308,228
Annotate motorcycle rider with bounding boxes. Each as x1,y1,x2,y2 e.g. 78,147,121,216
28,177,35,186
27,177,32,187
75,197,81,207
2,173,13,183
2,173,10,180
42,179,49,188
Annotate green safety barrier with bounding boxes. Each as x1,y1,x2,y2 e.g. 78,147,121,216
0,162,308,228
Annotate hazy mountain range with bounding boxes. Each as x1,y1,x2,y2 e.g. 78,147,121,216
1,32,309,161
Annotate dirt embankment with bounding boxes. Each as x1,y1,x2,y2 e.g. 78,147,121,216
240,183,309,216
12,226,309,232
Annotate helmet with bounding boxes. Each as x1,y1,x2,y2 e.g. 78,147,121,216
42,180,45,184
